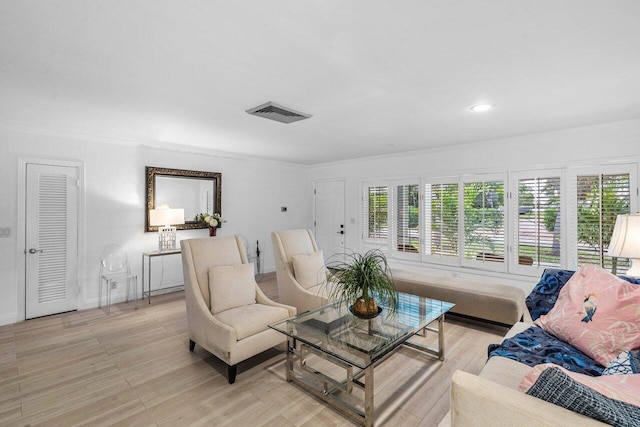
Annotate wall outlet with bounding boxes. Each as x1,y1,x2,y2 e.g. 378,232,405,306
0,227,10,238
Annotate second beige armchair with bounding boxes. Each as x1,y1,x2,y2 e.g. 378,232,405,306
271,229,331,313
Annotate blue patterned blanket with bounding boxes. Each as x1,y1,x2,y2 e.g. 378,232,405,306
488,325,604,377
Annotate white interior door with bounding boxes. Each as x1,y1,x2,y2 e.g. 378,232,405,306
314,181,345,262
25,163,79,319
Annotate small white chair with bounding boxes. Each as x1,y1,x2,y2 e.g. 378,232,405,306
99,244,138,313
271,229,331,313
181,235,296,384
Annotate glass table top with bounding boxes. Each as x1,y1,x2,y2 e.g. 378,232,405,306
269,292,454,369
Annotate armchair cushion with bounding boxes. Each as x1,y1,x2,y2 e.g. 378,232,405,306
292,250,327,290
215,304,290,340
209,263,256,315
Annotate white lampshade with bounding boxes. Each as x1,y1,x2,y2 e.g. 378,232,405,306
149,208,185,227
608,213,640,276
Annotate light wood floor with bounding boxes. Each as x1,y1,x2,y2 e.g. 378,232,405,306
0,273,508,426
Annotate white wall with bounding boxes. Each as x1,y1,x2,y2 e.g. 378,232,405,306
308,119,640,292
2,118,639,325
0,126,311,325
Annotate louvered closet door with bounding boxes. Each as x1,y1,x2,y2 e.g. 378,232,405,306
25,164,79,319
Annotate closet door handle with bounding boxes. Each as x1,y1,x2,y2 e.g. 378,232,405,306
28,248,43,254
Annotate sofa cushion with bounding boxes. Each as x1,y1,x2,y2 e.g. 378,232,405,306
292,250,327,290
602,351,640,376
214,304,290,340
208,263,256,315
535,264,640,366
479,355,533,389
521,365,640,421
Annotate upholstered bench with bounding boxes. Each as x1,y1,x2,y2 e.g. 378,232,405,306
391,269,527,325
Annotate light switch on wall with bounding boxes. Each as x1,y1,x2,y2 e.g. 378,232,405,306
0,227,10,237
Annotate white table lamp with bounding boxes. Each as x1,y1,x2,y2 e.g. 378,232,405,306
150,207,185,251
608,213,640,277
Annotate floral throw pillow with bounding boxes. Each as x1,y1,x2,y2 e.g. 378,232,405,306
535,264,640,366
602,351,640,376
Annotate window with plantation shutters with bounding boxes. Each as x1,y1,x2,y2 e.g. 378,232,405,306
360,163,637,276
425,182,458,260
514,174,562,269
462,177,505,268
395,184,420,253
364,185,389,240
575,172,631,272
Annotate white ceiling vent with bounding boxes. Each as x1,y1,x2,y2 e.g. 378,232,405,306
246,102,312,124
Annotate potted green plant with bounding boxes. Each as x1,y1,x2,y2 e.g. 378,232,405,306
326,249,398,318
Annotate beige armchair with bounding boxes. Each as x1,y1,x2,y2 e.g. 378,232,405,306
181,235,296,384
271,229,331,313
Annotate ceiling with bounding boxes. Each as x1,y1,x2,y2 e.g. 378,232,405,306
1,1,639,165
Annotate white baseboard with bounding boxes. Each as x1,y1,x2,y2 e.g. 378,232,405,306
0,312,17,326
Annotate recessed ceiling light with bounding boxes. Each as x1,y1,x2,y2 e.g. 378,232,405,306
470,103,492,112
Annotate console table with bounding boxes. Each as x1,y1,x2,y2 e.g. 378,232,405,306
141,249,182,304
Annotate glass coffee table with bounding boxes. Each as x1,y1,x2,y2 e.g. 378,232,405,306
269,292,454,427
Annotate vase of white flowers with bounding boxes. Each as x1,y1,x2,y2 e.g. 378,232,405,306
195,212,223,236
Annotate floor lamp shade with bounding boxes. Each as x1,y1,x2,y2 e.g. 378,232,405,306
608,213,640,277
150,208,184,251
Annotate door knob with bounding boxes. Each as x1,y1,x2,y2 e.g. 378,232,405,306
336,231,344,235
28,248,43,254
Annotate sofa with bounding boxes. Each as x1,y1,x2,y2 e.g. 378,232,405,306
442,265,640,427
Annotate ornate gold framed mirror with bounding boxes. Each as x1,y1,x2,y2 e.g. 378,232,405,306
145,166,222,232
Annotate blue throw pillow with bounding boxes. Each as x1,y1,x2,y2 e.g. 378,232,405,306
525,268,575,321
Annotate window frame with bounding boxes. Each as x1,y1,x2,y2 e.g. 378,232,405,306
390,179,422,260
423,176,461,266
509,169,565,276
362,183,390,246
566,164,638,271
459,173,507,272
